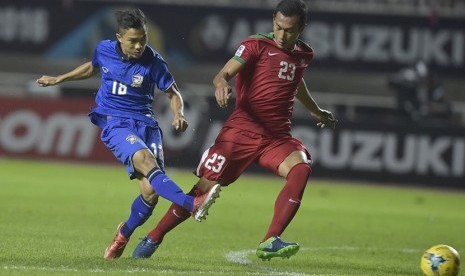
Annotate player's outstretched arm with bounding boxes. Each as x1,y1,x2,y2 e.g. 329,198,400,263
296,79,338,129
165,83,188,132
36,61,99,87
213,58,243,108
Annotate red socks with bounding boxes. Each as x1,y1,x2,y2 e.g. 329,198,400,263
147,163,311,244
263,163,312,241
147,185,201,243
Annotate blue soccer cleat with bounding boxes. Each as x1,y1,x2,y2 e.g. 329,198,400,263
256,236,300,260
132,237,159,258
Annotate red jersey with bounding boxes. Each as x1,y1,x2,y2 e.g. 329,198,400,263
223,33,314,137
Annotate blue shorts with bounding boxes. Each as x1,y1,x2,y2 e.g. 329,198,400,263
100,116,165,179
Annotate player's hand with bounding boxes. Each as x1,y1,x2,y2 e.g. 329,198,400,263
315,109,338,129
36,76,59,87
172,115,188,132
215,85,233,108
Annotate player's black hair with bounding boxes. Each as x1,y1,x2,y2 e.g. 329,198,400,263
273,0,308,28
115,9,147,34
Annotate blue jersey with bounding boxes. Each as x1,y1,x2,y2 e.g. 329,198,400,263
89,40,174,127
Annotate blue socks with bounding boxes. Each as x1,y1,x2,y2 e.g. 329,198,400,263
121,195,155,238
120,169,195,239
146,168,194,211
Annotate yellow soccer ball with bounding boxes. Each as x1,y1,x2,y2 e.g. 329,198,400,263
421,244,460,276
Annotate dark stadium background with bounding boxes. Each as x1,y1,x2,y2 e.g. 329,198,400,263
1,0,464,188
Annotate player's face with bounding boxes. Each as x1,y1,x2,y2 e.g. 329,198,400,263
273,12,304,51
116,27,148,59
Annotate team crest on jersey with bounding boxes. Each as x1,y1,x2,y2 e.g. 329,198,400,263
131,74,143,87
126,134,138,144
235,45,245,57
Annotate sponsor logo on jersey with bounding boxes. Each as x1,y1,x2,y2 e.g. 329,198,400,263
126,134,138,144
131,73,143,87
268,51,279,56
235,45,245,57
102,66,109,73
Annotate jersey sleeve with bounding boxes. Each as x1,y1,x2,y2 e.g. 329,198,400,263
91,41,102,68
232,39,260,66
150,55,175,92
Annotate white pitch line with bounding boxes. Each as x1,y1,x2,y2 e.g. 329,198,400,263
224,246,421,276
3,247,421,275
3,265,78,273
2,265,247,275
2,266,152,274
224,249,334,276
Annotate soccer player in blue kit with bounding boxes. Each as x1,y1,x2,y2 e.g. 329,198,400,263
36,9,220,259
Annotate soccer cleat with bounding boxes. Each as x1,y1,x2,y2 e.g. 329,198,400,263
104,222,129,260
192,184,221,222
132,237,159,258
256,236,300,260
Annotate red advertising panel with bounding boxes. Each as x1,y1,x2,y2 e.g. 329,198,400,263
1,95,464,188
0,97,116,163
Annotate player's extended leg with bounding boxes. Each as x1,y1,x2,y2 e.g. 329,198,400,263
132,149,220,221
104,177,158,260
104,149,219,260
133,178,218,258
256,150,312,260
133,128,258,258
101,120,219,259
133,149,195,209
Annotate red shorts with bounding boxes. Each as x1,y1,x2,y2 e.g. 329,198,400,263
195,127,310,185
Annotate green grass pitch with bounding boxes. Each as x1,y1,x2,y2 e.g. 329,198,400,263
1,158,464,275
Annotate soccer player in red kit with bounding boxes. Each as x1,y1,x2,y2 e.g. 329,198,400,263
133,0,337,260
